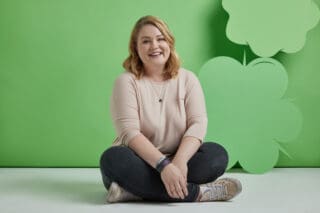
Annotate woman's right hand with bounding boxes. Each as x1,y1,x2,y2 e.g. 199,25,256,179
160,163,188,199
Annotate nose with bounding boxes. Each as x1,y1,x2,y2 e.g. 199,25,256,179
151,39,159,48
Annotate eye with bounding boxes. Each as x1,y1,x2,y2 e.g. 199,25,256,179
158,37,166,41
142,40,150,44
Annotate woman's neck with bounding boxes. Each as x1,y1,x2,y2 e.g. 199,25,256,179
144,65,165,82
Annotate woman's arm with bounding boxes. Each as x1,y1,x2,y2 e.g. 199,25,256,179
172,71,208,180
172,136,201,181
173,136,201,163
128,134,164,168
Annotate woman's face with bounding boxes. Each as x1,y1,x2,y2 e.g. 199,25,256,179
136,24,170,70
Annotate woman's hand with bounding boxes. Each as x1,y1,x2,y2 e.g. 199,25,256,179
160,163,188,199
172,158,188,182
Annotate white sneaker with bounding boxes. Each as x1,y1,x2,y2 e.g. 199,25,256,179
106,182,142,203
199,178,242,201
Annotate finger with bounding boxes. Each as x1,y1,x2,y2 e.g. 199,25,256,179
172,189,179,199
179,178,188,197
164,183,174,198
168,185,175,198
182,182,188,197
168,190,175,198
170,185,179,199
176,184,185,199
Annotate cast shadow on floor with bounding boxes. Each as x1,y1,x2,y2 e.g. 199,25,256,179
1,176,108,205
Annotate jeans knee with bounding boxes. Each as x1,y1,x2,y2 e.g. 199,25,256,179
203,142,229,173
100,146,134,189
99,146,132,171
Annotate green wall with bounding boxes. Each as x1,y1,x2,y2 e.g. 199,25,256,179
0,0,319,167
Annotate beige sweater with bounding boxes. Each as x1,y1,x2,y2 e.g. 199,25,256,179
110,68,208,156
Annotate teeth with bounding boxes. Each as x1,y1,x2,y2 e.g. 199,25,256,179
150,52,161,56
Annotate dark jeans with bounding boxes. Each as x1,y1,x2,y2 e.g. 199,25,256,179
99,142,228,202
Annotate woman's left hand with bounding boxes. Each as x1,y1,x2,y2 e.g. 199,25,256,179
171,158,188,182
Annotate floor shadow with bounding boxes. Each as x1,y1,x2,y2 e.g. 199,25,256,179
1,176,107,205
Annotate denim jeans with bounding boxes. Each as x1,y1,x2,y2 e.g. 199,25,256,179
99,142,228,202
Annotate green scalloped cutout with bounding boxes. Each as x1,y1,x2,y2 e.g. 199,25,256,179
222,0,320,57
199,56,303,173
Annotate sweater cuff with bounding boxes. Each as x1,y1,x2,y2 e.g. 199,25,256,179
183,123,207,144
123,130,141,146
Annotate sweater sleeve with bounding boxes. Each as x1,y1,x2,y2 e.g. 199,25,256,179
183,71,208,143
110,73,141,146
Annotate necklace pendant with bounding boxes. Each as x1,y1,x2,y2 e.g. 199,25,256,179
159,99,162,103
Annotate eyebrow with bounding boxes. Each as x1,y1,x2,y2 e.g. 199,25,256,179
140,35,164,39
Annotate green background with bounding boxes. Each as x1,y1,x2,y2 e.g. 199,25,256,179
1,0,319,167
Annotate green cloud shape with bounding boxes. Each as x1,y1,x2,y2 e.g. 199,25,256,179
222,0,320,57
199,56,303,173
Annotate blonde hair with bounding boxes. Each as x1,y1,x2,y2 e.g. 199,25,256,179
123,15,180,79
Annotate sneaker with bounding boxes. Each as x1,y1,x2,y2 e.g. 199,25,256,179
199,178,242,201
106,182,142,203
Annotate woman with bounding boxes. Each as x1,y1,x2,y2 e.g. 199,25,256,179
100,15,242,203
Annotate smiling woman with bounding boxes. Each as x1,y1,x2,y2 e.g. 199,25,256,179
99,15,242,203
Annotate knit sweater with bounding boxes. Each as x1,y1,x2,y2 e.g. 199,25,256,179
110,68,208,156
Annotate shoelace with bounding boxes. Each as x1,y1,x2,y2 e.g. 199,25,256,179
203,183,228,200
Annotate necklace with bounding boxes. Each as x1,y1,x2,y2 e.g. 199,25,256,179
146,79,168,103
151,84,164,102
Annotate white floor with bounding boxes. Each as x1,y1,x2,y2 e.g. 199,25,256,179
0,168,319,213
